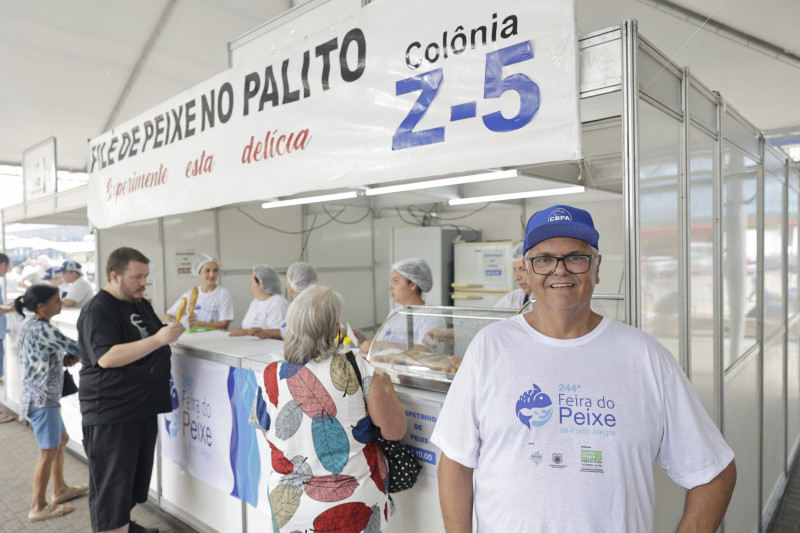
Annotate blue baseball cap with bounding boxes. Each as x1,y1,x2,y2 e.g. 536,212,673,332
523,205,599,254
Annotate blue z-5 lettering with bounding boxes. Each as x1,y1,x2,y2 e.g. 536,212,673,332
392,68,445,150
392,40,540,150
482,41,540,132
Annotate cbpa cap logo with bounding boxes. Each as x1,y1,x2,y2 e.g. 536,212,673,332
548,207,572,222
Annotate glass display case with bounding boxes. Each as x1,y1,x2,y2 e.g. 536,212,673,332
366,305,518,392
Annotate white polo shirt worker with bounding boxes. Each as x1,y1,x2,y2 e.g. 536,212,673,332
431,204,736,532
60,261,95,308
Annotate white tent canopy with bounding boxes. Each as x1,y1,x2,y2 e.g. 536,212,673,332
4,236,95,255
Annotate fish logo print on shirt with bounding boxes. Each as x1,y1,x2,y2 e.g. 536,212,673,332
516,383,553,429
130,313,149,338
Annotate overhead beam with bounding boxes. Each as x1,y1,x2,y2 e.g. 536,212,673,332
102,0,178,132
637,0,800,68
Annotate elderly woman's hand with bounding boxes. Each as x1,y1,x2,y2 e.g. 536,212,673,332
229,328,248,337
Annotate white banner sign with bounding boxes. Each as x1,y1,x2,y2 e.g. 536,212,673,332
23,136,57,201
159,353,262,506
88,0,581,228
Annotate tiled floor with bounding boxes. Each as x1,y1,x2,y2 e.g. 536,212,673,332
0,402,193,533
769,454,800,533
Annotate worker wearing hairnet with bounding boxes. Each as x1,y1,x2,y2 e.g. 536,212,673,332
493,242,533,310
165,253,234,329
244,262,320,340
229,264,289,337
356,258,446,353
286,262,318,296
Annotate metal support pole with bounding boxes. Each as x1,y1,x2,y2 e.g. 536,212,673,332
621,20,640,328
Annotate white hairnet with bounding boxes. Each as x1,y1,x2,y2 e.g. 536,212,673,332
392,258,434,293
253,264,281,294
511,242,524,261
192,253,219,276
287,262,318,292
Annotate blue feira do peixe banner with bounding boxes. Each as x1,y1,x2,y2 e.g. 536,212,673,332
159,352,261,506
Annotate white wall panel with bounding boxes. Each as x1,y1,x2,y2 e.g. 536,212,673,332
162,210,217,316
161,458,243,533
218,205,302,270
439,205,522,241
306,207,373,267
762,332,787,510
723,353,760,533
371,214,398,266
370,265,392,331
316,269,375,331
789,319,800,467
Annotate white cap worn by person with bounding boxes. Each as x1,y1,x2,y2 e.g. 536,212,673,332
286,262,318,293
191,253,219,276
392,258,434,293
61,260,83,274
253,264,282,294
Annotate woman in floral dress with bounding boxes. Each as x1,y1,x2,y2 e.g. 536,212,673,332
251,285,407,532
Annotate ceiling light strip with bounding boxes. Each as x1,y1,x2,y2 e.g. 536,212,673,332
364,169,518,196
448,185,585,206
261,191,359,209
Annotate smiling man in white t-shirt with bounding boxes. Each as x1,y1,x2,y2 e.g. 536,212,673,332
431,204,736,533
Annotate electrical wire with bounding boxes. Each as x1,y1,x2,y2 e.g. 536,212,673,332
236,207,337,234
322,204,373,224
395,207,421,226
299,213,317,260
434,202,492,220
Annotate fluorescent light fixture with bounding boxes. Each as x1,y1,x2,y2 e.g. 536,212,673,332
448,185,585,206
261,191,359,209
364,169,518,196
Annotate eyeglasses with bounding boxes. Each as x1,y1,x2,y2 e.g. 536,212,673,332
527,254,596,275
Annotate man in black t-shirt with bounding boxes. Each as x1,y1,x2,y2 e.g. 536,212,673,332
78,247,193,533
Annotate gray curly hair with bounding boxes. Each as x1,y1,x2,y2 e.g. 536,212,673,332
283,285,344,363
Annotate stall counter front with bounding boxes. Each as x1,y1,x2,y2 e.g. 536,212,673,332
238,351,449,533
14,310,460,533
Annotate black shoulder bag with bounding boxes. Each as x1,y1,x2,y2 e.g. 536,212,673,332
62,355,79,397
62,369,78,397
345,351,421,493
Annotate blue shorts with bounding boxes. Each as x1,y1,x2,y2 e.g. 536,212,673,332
29,407,66,450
